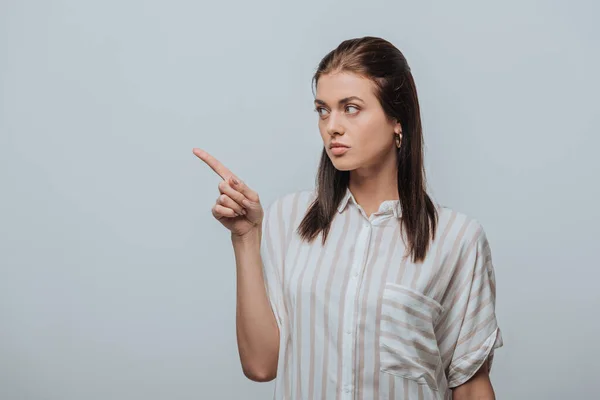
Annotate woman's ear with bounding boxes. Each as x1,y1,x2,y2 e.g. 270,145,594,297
394,123,402,135
393,119,402,135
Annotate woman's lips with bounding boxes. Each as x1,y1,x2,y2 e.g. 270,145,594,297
331,146,350,156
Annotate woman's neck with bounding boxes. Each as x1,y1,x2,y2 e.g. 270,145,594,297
348,160,399,218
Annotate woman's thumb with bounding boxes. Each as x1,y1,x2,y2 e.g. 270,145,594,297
242,198,262,219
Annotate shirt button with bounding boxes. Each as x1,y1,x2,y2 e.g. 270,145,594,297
344,387,351,393
363,222,369,228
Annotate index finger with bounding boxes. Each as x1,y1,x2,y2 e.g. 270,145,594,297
193,148,236,181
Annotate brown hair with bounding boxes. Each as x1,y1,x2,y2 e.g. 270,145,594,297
297,36,438,263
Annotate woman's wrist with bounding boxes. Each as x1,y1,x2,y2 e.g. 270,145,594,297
231,226,261,245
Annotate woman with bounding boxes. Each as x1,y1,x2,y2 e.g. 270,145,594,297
194,36,503,400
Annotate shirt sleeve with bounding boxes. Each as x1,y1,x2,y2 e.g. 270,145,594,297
446,223,504,388
260,198,289,337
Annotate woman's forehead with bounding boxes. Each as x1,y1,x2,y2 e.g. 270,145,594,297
315,72,377,102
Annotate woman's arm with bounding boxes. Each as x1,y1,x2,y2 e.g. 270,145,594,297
232,228,280,382
192,148,280,382
451,361,496,400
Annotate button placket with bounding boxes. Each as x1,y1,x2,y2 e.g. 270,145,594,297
340,219,372,398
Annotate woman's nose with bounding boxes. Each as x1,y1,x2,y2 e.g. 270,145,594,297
326,112,345,136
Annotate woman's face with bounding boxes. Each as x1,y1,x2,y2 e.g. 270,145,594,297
314,71,401,172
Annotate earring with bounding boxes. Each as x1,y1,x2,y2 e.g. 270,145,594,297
395,132,402,148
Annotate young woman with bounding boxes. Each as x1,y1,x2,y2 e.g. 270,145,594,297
194,36,503,400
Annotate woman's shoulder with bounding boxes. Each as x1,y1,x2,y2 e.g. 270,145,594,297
263,188,316,221
276,188,316,206
433,203,489,247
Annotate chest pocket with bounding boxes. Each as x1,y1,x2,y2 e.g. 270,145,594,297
379,282,444,391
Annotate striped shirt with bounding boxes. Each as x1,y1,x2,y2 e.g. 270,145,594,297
260,187,503,400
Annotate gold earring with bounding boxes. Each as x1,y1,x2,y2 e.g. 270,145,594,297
395,132,402,148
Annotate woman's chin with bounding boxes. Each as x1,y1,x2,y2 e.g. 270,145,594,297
330,159,356,171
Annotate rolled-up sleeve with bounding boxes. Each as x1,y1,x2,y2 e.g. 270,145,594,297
446,225,504,388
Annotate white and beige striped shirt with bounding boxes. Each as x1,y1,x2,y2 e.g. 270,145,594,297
260,187,503,400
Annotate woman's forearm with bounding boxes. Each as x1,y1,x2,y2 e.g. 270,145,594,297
232,228,280,382
452,362,496,400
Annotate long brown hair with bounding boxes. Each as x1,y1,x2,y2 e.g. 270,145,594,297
297,36,438,263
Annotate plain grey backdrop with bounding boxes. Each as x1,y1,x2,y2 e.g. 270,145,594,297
1,0,599,399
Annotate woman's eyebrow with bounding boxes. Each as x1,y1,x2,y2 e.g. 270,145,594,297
314,96,365,107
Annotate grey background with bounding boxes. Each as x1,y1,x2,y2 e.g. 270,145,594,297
1,0,598,399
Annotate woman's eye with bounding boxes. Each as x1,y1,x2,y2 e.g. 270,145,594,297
314,106,358,117
315,107,328,116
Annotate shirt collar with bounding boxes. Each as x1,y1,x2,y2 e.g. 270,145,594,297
337,187,402,218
